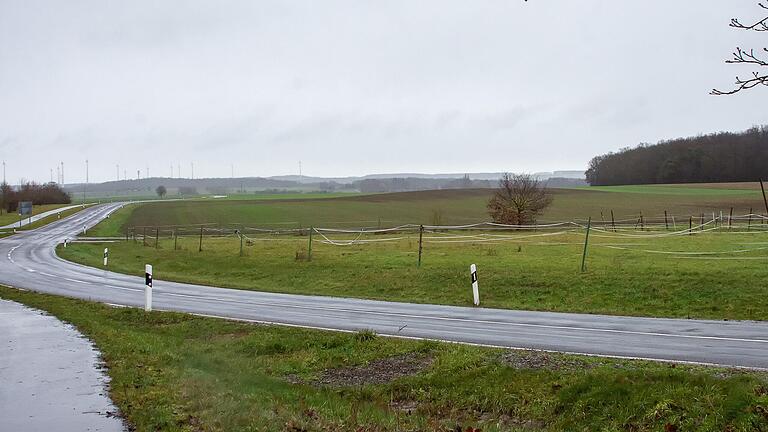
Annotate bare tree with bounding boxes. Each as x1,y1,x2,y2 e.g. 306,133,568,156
156,185,167,198
712,3,768,95
487,173,553,225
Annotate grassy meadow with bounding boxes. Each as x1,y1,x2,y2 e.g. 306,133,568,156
3,285,768,432
88,183,768,234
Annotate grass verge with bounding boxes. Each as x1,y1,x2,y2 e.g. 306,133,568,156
60,228,768,320
18,204,87,231
1,285,767,431
0,204,87,237
0,203,72,227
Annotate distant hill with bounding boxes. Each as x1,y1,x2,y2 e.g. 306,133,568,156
270,171,584,184
64,170,585,198
586,126,768,186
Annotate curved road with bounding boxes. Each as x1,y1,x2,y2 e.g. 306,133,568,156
1,203,767,369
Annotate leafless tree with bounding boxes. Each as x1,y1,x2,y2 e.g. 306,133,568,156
487,173,553,225
712,3,768,95
1,181,70,212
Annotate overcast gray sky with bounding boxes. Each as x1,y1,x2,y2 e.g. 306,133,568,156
0,1,765,183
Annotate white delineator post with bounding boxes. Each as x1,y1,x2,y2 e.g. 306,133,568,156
470,264,480,306
82,225,86,235
103,248,109,266
144,264,153,312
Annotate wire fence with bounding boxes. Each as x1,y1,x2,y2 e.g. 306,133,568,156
115,211,768,266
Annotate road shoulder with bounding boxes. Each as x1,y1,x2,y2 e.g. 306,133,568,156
0,298,125,431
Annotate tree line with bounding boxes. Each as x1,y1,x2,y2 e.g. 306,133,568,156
585,126,768,186
1,181,71,213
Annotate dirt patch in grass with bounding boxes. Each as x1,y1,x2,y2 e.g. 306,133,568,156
500,350,597,371
314,353,434,387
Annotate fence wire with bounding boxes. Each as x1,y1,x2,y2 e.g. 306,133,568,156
119,212,768,260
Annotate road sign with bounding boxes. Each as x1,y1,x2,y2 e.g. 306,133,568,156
18,201,32,216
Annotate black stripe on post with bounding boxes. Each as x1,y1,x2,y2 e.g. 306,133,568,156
145,273,152,288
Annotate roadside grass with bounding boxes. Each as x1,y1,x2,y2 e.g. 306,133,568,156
60,227,768,320
18,204,87,231
2,285,767,431
0,205,87,237
0,203,73,227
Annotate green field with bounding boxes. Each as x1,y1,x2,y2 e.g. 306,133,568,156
3,286,767,432
581,184,762,196
72,191,363,204
88,184,768,234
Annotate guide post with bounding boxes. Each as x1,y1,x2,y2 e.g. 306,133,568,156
145,264,153,312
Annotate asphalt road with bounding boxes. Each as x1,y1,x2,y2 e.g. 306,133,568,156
1,203,768,369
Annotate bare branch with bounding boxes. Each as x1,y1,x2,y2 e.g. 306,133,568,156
713,3,768,95
730,2,768,31
711,72,768,95
725,47,768,66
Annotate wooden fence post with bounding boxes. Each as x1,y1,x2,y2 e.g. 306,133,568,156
198,226,203,252
729,207,734,229
581,217,591,272
418,225,424,267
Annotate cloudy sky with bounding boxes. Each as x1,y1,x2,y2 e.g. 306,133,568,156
0,1,765,183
